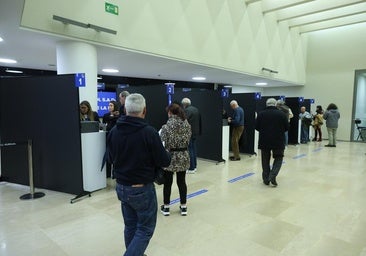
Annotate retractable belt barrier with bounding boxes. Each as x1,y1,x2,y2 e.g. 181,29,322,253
0,140,45,200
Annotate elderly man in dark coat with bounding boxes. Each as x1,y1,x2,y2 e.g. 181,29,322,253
255,98,289,187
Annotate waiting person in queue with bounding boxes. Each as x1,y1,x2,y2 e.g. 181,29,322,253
256,98,288,187
160,103,191,216
80,100,99,122
119,90,130,115
107,93,171,256
181,97,201,174
323,103,340,147
299,106,312,143
228,100,244,161
312,105,324,142
276,100,293,146
102,100,120,178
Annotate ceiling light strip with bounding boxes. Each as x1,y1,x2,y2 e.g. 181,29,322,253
300,19,366,34
263,0,315,14
278,1,365,22
245,0,261,5
289,10,366,28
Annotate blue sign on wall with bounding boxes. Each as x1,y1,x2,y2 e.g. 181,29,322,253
221,88,229,98
254,92,261,100
75,73,86,87
97,91,116,117
166,83,175,95
298,97,304,103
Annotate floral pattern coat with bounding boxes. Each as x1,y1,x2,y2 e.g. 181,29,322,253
160,115,191,172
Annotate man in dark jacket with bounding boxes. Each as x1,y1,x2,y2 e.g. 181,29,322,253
255,98,289,187
181,98,202,173
107,93,171,256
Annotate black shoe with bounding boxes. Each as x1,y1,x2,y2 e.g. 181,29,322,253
324,144,335,147
270,178,278,187
229,156,241,161
160,205,170,216
263,180,269,186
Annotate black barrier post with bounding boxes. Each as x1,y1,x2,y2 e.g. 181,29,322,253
19,140,45,200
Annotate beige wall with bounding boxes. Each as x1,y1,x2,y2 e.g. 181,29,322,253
259,24,366,141
21,0,306,85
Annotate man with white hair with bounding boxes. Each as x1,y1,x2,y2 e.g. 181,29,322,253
228,100,244,161
255,98,288,187
107,93,171,256
181,97,202,173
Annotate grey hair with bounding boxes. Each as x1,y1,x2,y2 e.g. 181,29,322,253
125,93,146,114
230,100,238,106
266,98,277,107
119,91,130,98
276,99,285,106
181,98,191,106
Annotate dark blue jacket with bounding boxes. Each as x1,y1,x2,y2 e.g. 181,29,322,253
107,115,171,186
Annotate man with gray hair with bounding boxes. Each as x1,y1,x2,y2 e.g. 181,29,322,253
255,98,288,187
228,100,244,161
107,93,171,256
118,90,130,115
181,97,201,173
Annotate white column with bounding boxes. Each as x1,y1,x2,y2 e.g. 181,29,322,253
56,41,98,110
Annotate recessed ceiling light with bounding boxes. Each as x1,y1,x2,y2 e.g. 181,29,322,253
0,58,17,64
224,85,232,88
5,69,23,74
102,68,119,73
97,76,102,80
192,76,206,81
0,37,3,42
256,82,267,86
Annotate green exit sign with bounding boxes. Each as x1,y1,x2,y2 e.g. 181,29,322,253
105,2,119,15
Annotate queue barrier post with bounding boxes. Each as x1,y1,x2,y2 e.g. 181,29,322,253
0,140,45,200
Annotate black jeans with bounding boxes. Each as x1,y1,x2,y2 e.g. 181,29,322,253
261,149,284,182
163,171,187,205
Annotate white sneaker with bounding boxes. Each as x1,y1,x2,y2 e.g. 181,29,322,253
186,169,196,174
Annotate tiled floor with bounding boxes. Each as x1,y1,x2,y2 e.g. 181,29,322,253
1,141,366,256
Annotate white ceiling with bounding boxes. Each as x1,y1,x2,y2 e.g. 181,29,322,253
1,0,365,87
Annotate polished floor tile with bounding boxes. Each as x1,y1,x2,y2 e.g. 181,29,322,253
1,141,366,255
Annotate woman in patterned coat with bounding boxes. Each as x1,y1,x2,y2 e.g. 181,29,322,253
160,103,191,216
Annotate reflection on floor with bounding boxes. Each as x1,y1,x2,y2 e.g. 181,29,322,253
1,141,366,256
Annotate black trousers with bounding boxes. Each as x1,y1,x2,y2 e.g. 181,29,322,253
261,149,284,182
163,171,187,205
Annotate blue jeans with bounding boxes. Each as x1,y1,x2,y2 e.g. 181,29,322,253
116,183,157,256
301,124,309,143
188,137,197,170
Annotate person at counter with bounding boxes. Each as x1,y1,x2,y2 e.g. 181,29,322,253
80,100,99,122
102,100,119,132
228,100,244,161
118,90,130,115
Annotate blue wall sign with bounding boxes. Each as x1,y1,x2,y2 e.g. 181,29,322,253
165,83,175,95
97,91,116,117
221,88,229,98
254,92,261,100
75,73,86,87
